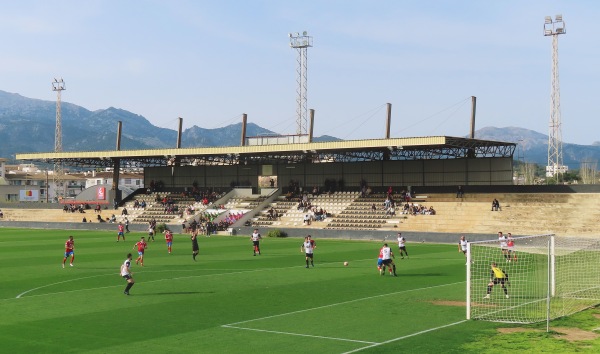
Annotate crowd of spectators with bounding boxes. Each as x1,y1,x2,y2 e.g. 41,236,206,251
63,204,86,213
401,203,436,216
183,210,245,235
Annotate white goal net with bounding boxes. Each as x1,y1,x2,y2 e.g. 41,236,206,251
467,234,600,324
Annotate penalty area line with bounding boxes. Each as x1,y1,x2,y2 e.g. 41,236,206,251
224,281,464,326
222,325,377,345
340,320,468,354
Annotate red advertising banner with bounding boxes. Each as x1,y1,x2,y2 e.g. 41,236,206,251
97,187,106,200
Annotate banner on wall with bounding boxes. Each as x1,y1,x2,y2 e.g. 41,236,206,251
20,190,39,202
97,187,106,200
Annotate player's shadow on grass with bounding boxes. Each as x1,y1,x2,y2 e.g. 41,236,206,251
137,291,215,296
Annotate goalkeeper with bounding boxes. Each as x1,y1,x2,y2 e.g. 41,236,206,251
484,262,510,299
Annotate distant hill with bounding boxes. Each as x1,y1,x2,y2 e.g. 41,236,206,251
0,90,339,160
473,126,600,169
1,90,597,169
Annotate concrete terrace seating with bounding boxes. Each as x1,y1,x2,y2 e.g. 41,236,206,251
325,193,402,230
389,192,600,236
267,191,359,228
131,192,199,224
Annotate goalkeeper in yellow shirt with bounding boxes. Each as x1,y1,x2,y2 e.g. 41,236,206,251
484,262,510,299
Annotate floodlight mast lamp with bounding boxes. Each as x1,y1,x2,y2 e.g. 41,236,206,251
543,15,566,181
289,31,313,135
52,78,66,153
52,78,66,200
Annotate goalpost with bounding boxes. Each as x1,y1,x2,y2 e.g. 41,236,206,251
467,234,600,326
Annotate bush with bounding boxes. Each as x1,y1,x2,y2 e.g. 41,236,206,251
156,223,169,234
267,229,287,238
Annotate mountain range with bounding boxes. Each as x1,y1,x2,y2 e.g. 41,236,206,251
1,90,598,169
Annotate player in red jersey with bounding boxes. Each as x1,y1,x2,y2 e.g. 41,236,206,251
117,222,125,242
62,235,75,268
133,237,148,266
164,230,173,254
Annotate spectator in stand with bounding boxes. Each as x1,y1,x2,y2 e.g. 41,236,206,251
492,198,500,211
456,185,464,198
303,214,311,225
121,207,128,216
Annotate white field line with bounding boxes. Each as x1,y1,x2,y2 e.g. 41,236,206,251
222,325,377,344
223,281,464,326
340,320,468,354
10,257,377,300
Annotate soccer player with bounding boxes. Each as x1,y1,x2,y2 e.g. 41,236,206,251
251,229,262,256
191,230,199,261
380,243,397,276
507,233,517,262
458,235,469,264
498,231,510,262
484,262,509,299
148,225,155,242
301,236,316,268
121,253,135,295
148,220,156,241
62,235,75,268
397,232,409,259
133,237,147,266
377,248,384,272
164,229,173,254
117,222,125,242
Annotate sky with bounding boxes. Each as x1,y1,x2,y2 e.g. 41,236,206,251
1,1,599,145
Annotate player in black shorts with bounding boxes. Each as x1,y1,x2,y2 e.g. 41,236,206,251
191,230,199,261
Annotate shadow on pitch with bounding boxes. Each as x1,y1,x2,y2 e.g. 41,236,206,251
135,291,215,296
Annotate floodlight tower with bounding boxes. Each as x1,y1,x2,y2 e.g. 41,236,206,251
52,78,66,200
289,31,313,135
543,15,566,181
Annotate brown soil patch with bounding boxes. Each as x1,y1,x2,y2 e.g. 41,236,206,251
498,327,541,334
553,327,599,342
593,314,600,319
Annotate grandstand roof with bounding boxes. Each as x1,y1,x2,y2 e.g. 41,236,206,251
16,136,515,168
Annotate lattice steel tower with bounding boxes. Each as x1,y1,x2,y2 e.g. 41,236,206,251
52,78,66,199
543,15,566,179
289,31,313,135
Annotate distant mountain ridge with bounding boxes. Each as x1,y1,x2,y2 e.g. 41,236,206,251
472,126,600,169
1,90,598,169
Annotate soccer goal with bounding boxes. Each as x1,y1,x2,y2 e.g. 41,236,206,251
467,234,600,325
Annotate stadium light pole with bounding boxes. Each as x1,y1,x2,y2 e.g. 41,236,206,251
543,15,566,184
289,31,313,136
52,78,66,201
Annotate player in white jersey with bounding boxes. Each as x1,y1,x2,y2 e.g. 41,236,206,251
120,253,135,295
396,232,409,259
458,235,469,264
498,231,510,262
380,243,397,276
251,229,262,256
300,236,316,268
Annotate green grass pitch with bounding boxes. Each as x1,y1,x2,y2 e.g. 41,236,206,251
1,228,599,353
